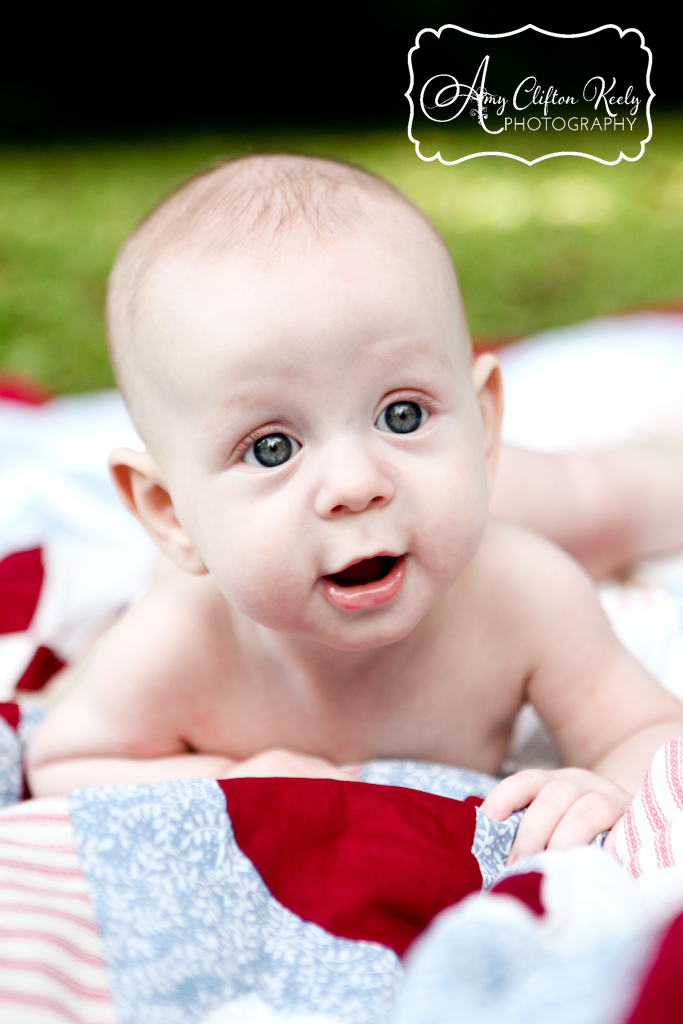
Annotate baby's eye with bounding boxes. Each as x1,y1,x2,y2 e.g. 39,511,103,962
375,401,429,435
243,433,301,468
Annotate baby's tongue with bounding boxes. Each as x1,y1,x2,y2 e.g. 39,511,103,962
327,556,397,587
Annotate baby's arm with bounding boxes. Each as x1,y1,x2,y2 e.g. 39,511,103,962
26,574,355,796
491,441,683,579
479,531,683,860
28,740,357,796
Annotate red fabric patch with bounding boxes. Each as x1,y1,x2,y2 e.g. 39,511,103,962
220,777,482,957
491,872,545,917
465,794,484,808
0,374,51,405
0,703,20,731
15,645,65,692
624,910,683,1023
0,548,44,634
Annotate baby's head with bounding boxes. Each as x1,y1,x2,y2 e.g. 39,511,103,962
107,153,502,650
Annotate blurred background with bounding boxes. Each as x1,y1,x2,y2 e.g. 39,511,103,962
0,4,680,394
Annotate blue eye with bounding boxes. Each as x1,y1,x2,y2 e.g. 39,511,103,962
243,433,301,468
375,401,428,434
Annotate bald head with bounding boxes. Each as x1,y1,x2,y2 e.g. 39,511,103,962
105,153,463,437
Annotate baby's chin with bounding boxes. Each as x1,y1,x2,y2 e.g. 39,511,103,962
304,613,425,653
285,588,443,653
219,591,420,653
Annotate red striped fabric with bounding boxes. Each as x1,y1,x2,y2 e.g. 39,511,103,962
0,800,117,1023
0,989,90,1024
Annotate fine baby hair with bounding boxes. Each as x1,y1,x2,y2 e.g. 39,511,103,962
105,152,451,432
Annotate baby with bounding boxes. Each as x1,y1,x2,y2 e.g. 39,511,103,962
26,153,683,864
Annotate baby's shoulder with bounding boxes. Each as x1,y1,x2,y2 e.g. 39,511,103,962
72,570,235,707
473,518,603,621
455,519,613,690
26,571,236,763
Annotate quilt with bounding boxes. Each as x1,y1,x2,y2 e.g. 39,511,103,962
2,707,683,1024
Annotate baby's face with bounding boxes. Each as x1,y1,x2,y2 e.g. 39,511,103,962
133,210,500,651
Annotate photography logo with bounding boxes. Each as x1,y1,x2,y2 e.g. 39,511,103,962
406,25,653,165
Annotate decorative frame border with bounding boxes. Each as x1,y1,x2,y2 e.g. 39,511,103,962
406,24,654,166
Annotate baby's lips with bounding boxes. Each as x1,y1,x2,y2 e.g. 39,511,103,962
320,554,407,611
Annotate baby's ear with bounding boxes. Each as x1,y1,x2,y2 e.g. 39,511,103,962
109,448,207,575
471,353,504,487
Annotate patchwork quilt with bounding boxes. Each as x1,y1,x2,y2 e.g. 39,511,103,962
2,707,683,1024
3,312,683,1023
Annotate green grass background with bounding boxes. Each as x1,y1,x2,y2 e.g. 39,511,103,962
1,116,682,394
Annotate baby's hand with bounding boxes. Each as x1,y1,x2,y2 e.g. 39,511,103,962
222,748,360,783
480,768,632,864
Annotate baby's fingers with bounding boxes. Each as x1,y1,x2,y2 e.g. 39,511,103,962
505,780,583,863
481,769,633,864
481,769,552,822
226,749,359,782
546,790,631,852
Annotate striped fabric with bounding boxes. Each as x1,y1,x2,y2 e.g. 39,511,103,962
614,737,683,879
0,798,117,1023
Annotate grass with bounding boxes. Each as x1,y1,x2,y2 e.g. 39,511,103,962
1,116,682,393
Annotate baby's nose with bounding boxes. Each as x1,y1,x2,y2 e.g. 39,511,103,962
313,441,395,518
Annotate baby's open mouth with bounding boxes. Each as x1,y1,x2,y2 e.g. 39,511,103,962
321,554,407,611
326,555,398,588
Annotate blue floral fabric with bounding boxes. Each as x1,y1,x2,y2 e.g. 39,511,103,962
69,779,403,1024
1,705,542,1024
67,760,520,1024
65,759,522,1024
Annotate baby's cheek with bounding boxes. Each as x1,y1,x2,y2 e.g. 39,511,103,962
418,479,488,580
210,539,310,630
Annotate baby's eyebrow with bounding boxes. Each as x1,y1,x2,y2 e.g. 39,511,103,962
387,350,454,373
195,382,278,441
195,345,457,445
